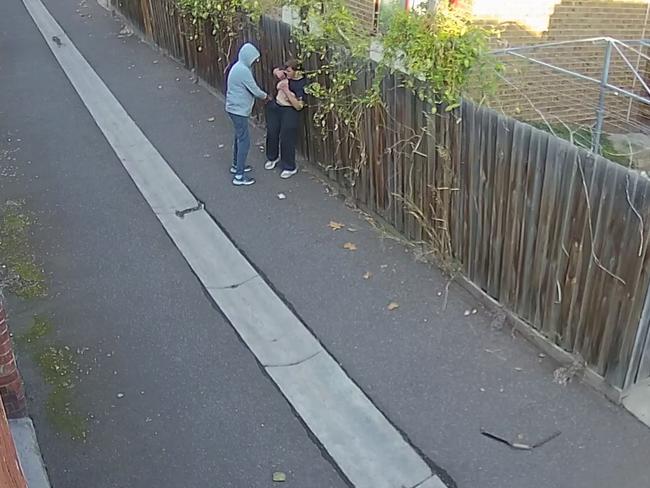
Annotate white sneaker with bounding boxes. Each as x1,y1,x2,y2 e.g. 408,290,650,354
280,168,298,179
232,175,256,186
264,158,280,170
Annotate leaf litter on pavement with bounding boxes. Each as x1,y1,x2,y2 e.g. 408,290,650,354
343,242,357,251
272,471,287,482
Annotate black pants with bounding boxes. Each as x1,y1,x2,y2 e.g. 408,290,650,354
266,101,300,171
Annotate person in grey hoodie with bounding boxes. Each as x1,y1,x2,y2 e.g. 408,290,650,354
226,43,268,186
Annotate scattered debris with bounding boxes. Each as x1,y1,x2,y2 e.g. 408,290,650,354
175,201,205,219
207,116,215,122
553,356,585,385
347,227,358,232
272,471,287,483
343,242,357,251
387,302,400,311
218,144,225,149
118,25,133,37
153,60,159,64
538,353,546,359
363,271,372,280
277,193,287,200
463,310,471,316
328,221,345,230
480,429,561,451
116,393,125,399
484,348,506,361
471,309,478,315
490,312,506,330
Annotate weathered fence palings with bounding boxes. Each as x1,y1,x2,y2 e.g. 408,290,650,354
114,0,650,390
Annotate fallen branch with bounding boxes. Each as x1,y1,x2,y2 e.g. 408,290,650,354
575,153,626,285
625,173,645,257
480,429,561,451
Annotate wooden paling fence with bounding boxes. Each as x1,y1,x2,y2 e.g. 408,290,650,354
112,0,650,391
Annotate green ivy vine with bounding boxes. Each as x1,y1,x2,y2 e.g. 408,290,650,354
173,0,495,111
176,0,267,57
381,5,494,109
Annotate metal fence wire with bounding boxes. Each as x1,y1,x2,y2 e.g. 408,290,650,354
480,37,650,171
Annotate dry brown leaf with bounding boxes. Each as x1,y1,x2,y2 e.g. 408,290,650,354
329,221,345,230
343,242,357,251
363,271,373,280
387,302,400,311
272,471,286,482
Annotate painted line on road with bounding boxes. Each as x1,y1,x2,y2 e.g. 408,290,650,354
21,1,449,486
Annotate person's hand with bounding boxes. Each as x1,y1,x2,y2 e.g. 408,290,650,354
273,68,286,80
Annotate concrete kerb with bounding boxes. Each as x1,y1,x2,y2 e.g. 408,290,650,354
9,418,51,488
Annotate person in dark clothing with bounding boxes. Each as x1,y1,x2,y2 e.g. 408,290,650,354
264,59,308,179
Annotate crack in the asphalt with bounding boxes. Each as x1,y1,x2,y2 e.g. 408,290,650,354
214,275,257,290
265,350,321,368
411,474,436,488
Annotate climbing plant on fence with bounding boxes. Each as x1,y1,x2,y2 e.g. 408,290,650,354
172,0,496,267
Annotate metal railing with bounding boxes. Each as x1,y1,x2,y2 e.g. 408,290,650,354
488,37,650,164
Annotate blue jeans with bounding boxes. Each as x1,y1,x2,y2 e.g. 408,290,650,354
228,112,250,177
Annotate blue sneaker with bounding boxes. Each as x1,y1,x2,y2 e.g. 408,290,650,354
232,175,255,186
230,165,253,174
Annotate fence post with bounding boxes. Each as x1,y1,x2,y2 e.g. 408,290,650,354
0,293,27,419
593,39,613,154
625,278,650,390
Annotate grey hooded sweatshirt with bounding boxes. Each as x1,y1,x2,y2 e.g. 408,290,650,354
225,43,267,117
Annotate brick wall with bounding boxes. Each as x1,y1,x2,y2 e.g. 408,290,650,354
346,0,377,30
342,0,649,131
472,0,650,131
0,300,26,420
0,400,27,488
